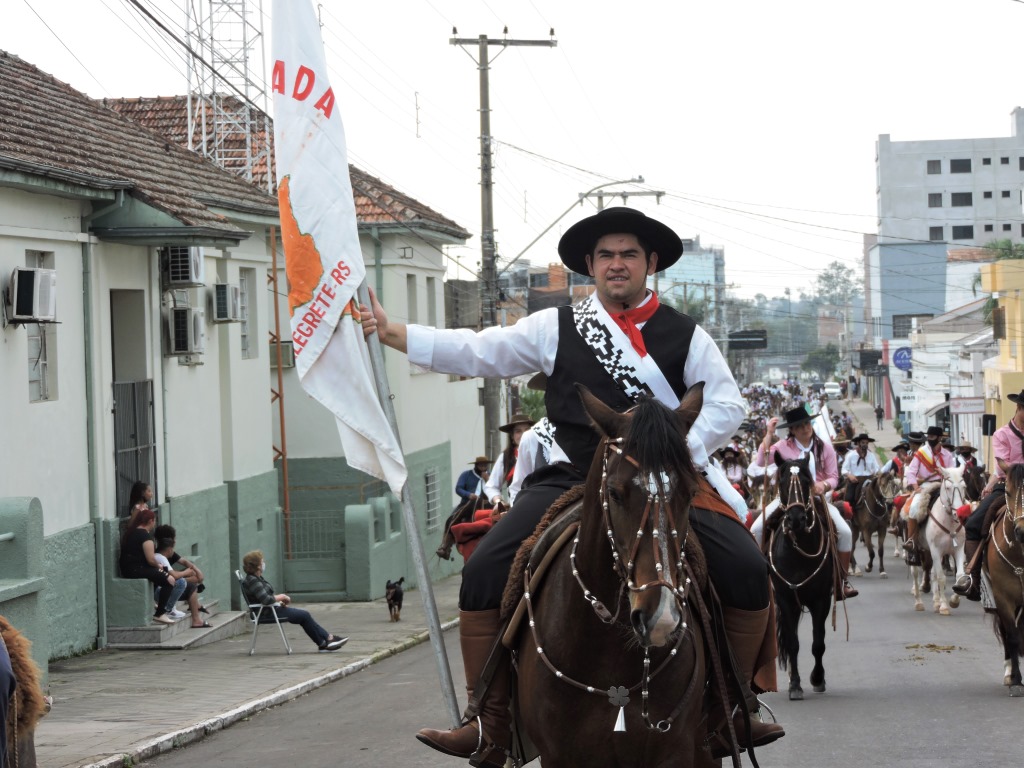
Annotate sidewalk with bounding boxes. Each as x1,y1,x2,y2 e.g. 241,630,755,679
36,575,463,768
842,394,902,458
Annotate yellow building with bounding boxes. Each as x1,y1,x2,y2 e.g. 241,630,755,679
981,260,1024,469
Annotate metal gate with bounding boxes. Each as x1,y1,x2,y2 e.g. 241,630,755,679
113,380,158,518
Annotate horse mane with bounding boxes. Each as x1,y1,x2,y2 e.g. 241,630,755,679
0,615,48,735
622,397,699,497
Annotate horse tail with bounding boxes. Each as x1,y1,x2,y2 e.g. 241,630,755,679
0,616,48,735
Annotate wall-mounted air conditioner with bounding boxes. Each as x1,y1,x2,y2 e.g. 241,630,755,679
167,307,206,355
211,283,241,322
269,340,296,369
7,267,57,322
160,246,205,287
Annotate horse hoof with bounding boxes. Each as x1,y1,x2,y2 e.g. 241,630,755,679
949,595,960,609
922,584,931,594
1010,685,1024,698
939,606,950,616
1005,675,1013,686
915,603,925,611
866,564,873,573
880,571,888,579
813,683,826,693
854,567,863,577
789,689,803,701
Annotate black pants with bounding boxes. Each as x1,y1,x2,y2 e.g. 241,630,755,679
459,464,769,614
124,565,175,617
965,484,1005,542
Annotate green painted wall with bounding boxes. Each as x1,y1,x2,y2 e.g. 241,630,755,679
161,484,232,614
44,523,98,659
285,442,462,600
0,498,48,681
227,470,282,610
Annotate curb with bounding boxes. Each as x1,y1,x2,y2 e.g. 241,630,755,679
78,617,460,768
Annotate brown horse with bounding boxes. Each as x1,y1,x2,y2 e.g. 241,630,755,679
510,385,724,768
854,470,899,578
2,615,48,768
983,463,1024,696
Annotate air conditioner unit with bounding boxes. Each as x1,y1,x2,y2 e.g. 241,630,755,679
211,283,241,322
8,267,57,322
160,246,205,287
269,340,296,369
167,307,206,355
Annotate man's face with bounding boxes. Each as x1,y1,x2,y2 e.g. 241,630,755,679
475,463,490,474
585,233,657,309
857,440,869,453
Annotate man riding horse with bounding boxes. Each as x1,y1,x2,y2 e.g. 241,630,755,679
902,426,956,552
362,206,784,765
842,433,880,512
954,389,1024,600
747,407,859,599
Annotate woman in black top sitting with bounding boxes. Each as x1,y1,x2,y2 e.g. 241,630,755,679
118,509,177,625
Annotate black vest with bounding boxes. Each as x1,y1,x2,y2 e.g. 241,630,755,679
546,303,696,469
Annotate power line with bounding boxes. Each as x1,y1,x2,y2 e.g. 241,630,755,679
22,0,110,96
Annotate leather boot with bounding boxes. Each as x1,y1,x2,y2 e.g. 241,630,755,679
903,517,918,552
836,551,859,599
707,607,786,758
416,610,510,765
953,540,981,601
435,528,455,560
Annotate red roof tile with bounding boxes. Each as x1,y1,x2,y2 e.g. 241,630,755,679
102,95,469,241
0,52,276,238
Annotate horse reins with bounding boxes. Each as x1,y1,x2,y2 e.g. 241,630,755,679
991,481,1024,621
926,475,966,540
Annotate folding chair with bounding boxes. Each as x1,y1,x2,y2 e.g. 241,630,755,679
235,569,292,655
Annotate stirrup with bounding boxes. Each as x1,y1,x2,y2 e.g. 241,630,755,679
952,574,973,595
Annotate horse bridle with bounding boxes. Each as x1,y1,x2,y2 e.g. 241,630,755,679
927,475,966,538
990,482,1024,619
523,436,707,735
768,467,831,589
863,473,898,520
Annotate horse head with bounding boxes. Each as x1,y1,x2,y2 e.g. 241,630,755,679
774,453,815,535
937,465,967,513
578,382,704,649
1006,464,1024,544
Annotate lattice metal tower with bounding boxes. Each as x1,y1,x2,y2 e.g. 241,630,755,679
185,0,273,193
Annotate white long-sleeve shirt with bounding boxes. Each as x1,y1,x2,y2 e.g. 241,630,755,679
406,300,744,469
842,449,881,478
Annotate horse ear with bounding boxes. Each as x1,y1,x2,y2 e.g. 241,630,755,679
674,381,704,434
576,384,627,438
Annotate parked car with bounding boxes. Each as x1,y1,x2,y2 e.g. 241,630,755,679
823,382,843,400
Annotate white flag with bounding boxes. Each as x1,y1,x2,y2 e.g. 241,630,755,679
271,0,407,495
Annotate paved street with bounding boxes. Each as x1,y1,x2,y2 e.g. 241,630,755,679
136,549,1019,768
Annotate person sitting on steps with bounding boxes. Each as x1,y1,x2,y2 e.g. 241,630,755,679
954,389,1024,600
748,407,859,599
361,206,785,765
902,426,956,552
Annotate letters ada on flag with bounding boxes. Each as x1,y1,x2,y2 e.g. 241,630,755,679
271,0,407,496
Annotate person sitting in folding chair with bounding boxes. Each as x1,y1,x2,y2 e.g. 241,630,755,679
239,551,348,652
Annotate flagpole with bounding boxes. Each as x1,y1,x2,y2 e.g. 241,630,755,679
357,281,461,728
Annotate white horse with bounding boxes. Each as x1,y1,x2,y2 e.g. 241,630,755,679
908,466,967,615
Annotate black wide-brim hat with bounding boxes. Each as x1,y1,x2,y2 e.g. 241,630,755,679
851,433,876,443
906,431,925,443
1009,389,1024,404
926,426,944,438
892,442,909,452
499,413,535,433
778,406,814,429
557,207,683,276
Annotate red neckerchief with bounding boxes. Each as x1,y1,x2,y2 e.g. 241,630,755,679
610,293,660,357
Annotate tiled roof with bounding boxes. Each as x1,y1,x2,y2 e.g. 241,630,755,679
0,52,277,239
947,247,994,263
103,95,470,241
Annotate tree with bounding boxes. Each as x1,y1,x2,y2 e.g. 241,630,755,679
802,344,840,379
814,261,862,307
519,388,546,423
971,239,1024,324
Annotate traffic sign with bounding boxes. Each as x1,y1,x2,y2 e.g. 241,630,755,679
728,329,768,350
893,347,912,372
863,364,889,377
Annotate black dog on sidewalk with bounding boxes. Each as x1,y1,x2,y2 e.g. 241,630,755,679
386,577,405,622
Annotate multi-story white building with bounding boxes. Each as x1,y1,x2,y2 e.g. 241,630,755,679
877,108,1024,246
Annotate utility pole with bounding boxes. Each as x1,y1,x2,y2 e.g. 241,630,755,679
451,30,557,461
579,188,664,212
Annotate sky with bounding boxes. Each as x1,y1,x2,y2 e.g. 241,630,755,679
5,0,1024,301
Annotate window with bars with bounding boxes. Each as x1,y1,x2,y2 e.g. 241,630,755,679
951,225,974,240
928,226,944,241
950,159,972,173
928,193,942,208
950,192,972,206
239,268,255,358
424,467,441,532
927,159,941,174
